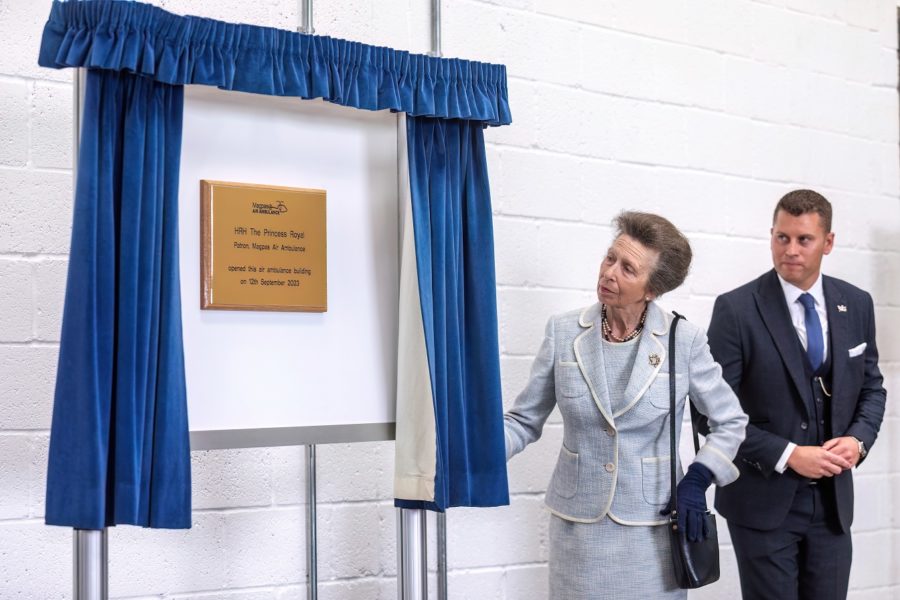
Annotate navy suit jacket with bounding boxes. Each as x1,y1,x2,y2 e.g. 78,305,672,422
706,269,886,532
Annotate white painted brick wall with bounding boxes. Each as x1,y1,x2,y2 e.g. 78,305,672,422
0,0,898,598
31,81,72,170
0,79,30,167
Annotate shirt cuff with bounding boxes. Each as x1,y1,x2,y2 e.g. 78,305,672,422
775,442,797,474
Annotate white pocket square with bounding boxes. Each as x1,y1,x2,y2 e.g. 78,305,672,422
848,342,867,358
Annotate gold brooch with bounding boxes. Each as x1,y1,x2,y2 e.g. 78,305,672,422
649,353,661,367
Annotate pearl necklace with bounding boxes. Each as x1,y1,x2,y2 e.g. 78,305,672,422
601,303,648,343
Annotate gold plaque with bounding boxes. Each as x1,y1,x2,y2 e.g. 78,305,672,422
201,180,327,312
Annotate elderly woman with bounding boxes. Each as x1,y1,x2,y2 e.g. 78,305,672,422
504,212,748,599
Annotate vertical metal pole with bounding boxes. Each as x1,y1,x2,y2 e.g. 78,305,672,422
73,529,108,600
397,4,446,599
397,508,427,600
298,0,314,34
72,67,109,600
429,3,448,596
429,0,442,57
73,68,85,172
436,512,447,600
297,0,317,588
306,445,318,600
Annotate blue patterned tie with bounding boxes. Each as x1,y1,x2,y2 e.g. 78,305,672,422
798,293,823,372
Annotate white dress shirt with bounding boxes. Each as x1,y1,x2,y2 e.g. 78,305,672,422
774,272,829,474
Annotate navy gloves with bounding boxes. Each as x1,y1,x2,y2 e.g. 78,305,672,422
662,462,714,542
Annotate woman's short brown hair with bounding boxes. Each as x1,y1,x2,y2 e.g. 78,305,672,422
612,211,692,297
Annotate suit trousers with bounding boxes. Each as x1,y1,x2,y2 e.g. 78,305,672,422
728,482,851,600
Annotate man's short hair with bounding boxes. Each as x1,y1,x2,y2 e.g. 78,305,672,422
773,189,832,233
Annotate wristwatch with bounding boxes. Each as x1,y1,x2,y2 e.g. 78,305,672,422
851,436,867,460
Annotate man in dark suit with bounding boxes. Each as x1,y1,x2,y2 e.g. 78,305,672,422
707,190,886,600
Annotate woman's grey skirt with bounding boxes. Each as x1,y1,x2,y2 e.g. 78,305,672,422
549,513,686,599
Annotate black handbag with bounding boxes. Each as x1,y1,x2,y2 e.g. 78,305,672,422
667,312,721,589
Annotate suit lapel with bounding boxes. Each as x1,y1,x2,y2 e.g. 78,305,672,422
754,270,812,417
616,303,667,417
573,304,615,427
823,276,849,400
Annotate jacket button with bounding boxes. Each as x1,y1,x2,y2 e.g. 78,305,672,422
605,463,615,473
606,427,615,436
800,422,808,430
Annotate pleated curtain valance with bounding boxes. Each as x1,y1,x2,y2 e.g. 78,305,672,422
38,0,511,126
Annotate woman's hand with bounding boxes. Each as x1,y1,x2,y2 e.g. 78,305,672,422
662,462,714,542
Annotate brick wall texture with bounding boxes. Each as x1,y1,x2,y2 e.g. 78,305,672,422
0,0,898,598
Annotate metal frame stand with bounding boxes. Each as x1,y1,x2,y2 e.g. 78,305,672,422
299,0,316,595
306,445,318,600
429,0,442,58
397,3,448,600
429,0,448,584
298,0,314,34
67,1,445,598
436,512,447,599
74,529,108,599
430,3,449,597
397,508,428,600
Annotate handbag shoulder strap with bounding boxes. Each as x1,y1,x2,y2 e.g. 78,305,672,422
669,311,700,513
668,311,704,513
669,312,683,513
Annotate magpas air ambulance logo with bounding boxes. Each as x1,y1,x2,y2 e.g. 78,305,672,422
252,201,288,215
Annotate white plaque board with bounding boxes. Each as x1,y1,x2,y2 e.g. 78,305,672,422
178,86,399,448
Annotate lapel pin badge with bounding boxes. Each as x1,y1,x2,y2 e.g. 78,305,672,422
837,305,847,312
649,353,661,367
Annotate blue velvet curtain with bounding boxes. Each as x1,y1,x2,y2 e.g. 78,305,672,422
46,68,190,529
398,117,509,510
